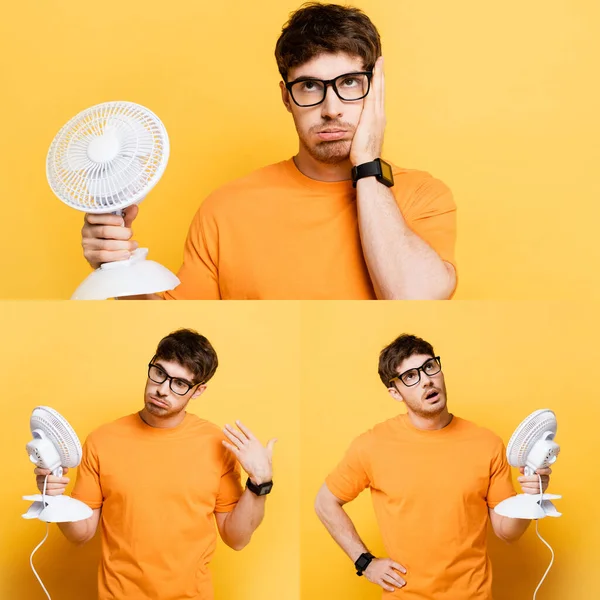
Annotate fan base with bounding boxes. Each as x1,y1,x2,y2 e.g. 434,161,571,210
71,248,180,300
22,494,93,523
494,493,562,520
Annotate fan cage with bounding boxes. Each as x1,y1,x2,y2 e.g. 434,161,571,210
506,409,557,467
30,406,82,467
47,101,169,212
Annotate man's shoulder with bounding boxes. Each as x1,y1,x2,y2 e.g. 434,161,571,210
389,162,452,197
200,160,292,212
454,416,505,449
85,414,139,443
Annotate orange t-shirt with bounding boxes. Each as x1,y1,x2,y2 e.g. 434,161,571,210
71,413,242,600
164,159,456,299
325,414,516,599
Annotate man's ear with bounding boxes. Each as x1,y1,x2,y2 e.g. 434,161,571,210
191,384,207,400
280,81,293,113
387,385,404,404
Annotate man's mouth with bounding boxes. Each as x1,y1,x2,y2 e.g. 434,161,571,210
423,389,440,402
149,396,169,408
316,128,347,141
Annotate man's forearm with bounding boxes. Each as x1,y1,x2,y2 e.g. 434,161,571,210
57,517,96,545
315,494,369,563
496,515,531,542
356,178,455,300
219,488,267,550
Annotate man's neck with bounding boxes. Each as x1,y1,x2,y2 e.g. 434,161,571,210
293,149,353,182
139,408,186,429
406,408,453,431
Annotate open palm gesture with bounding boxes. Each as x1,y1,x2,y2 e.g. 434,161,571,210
223,420,277,485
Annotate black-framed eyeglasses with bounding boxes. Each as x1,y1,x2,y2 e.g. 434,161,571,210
389,357,442,388
147,357,201,396
285,71,373,107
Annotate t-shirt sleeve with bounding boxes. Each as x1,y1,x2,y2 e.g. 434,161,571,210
486,439,517,508
214,449,243,513
325,435,371,503
70,436,103,510
398,173,457,269
164,200,221,300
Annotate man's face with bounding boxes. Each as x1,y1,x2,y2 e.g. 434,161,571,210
280,52,367,165
144,358,205,419
388,354,448,418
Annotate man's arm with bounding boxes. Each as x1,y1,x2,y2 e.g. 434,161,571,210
356,177,456,299
488,466,552,542
214,490,267,551
58,509,102,545
214,421,276,551
350,56,455,300
34,466,102,545
315,484,406,592
488,509,531,543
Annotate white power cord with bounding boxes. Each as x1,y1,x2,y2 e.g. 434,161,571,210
29,474,52,600
533,473,554,600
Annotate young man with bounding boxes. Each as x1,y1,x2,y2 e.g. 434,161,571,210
34,329,276,600
315,334,552,599
81,3,456,300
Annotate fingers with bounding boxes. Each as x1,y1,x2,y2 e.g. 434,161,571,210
390,561,407,574
223,424,248,447
123,204,139,228
266,438,278,455
535,467,552,475
382,572,405,588
234,420,257,441
379,581,395,593
222,440,240,456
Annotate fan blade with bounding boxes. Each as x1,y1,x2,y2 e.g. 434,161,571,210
106,114,154,157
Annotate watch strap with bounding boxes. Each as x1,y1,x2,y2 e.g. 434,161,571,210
354,552,375,576
351,160,382,188
246,477,273,496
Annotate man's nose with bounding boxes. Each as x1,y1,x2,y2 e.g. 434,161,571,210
320,84,344,119
157,379,170,395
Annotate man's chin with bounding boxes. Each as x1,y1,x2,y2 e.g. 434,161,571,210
309,140,351,165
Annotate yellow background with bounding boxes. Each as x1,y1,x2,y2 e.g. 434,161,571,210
301,301,598,599
0,301,300,600
1,0,599,299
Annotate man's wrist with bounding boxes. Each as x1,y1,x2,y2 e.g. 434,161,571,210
351,154,378,168
248,473,272,486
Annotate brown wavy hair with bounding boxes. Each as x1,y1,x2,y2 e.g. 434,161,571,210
155,329,218,385
275,2,382,81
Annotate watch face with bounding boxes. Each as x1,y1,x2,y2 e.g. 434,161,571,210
259,482,273,495
380,160,393,182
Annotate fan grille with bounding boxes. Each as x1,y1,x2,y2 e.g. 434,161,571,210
30,406,83,467
46,101,169,213
506,408,557,467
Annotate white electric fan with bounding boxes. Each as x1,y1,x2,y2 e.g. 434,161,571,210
47,101,180,299
494,408,561,599
23,406,92,599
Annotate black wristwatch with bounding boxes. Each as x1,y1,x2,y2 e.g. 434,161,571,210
351,158,394,188
355,552,375,576
246,477,273,496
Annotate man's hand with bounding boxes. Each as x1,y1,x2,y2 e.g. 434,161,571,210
518,466,552,494
349,55,386,167
364,557,407,592
223,421,277,485
81,204,139,269
34,466,70,496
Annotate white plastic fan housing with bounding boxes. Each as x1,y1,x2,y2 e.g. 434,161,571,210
495,408,562,520
71,248,180,300
27,406,82,476
506,408,559,475
46,101,180,299
47,101,169,213
23,407,91,523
